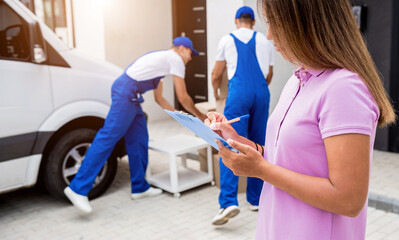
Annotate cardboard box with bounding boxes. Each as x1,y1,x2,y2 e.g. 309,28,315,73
196,75,247,193
212,154,247,193
195,101,216,114
197,148,217,172
197,148,247,193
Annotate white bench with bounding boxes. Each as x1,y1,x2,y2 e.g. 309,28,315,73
147,135,214,198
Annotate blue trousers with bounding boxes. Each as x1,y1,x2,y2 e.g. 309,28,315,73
218,31,269,209
69,74,150,196
219,105,267,208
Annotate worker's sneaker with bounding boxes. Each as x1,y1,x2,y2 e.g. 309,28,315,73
64,187,92,214
131,187,163,200
212,205,240,225
249,204,259,211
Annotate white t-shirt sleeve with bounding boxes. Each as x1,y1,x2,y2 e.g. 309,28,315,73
169,54,185,79
215,35,230,61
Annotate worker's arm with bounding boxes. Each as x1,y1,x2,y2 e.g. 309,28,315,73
173,76,207,121
266,65,273,85
153,81,175,111
211,61,226,100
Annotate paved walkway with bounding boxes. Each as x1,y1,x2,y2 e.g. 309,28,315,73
369,150,399,213
1,119,399,239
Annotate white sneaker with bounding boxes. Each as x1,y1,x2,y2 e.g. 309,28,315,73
131,187,163,200
249,204,259,211
212,205,240,225
64,187,92,214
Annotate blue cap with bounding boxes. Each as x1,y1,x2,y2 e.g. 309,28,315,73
173,37,199,56
235,6,255,20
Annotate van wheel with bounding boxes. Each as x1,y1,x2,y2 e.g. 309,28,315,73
44,128,118,200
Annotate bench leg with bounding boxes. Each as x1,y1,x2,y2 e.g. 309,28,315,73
181,154,187,168
169,154,179,193
145,154,152,179
207,146,213,180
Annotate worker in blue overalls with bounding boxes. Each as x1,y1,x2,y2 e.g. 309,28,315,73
64,37,207,214
211,6,274,225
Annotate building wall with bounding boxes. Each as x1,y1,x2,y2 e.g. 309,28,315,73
243,0,296,115
71,0,295,122
72,0,106,60
72,0,173,122
206,0,295,116
103,0,174,122
206,0,243,106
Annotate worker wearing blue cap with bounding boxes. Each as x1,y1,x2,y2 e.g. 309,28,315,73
64,37,206,214
211,6,274,225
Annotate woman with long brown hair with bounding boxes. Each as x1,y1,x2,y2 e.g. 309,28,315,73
205,0,396,239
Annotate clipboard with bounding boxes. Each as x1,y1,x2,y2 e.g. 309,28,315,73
165,110,238,153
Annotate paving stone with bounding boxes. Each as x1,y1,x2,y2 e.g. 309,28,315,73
1,119,399,239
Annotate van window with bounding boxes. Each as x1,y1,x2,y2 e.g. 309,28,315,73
0,3,30,61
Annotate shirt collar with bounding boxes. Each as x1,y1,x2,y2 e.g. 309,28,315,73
294,67,325,84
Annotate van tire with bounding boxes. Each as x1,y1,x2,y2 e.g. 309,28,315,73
44,128,118,201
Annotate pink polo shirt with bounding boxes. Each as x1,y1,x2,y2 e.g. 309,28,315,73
256,68,379,240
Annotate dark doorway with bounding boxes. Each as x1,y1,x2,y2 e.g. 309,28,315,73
352,0,399,152
172,0,208,111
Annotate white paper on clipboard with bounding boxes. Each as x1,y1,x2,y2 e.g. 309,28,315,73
165,110,238,153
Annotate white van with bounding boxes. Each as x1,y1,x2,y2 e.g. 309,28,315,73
0,0,125,200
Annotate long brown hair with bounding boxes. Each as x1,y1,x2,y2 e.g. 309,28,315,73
259,0,396,127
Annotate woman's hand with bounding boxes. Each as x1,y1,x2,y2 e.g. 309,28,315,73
204,112,226,125
204,112,240,141
216,139,268,178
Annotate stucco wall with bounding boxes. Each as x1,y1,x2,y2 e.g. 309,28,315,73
72,0,295,121
103,0,174,122
72,0,106,60
207,0,295,115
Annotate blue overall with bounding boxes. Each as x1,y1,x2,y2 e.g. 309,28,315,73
69,68,163,196
219,32,270,208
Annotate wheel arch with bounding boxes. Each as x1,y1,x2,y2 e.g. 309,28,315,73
37,116,126,186
38,100,126,161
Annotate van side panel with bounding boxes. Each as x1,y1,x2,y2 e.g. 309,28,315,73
0,133,36,162
0,60,53,138
38,101,110,132
0,154,41,193
49,63,113,110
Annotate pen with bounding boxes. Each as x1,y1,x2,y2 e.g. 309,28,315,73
209,114,250,130
225,114,250,124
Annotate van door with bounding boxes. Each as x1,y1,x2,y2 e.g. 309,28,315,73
0,1,53,190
